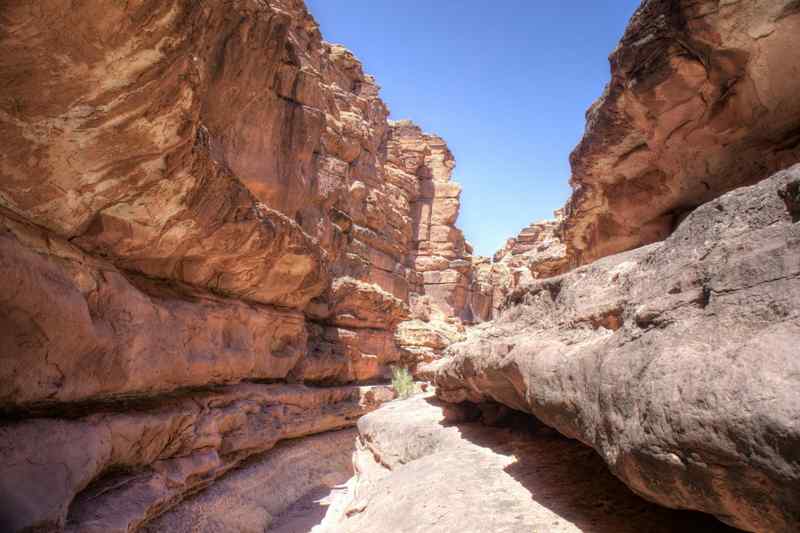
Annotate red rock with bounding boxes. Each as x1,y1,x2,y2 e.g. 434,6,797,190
564,0,800,266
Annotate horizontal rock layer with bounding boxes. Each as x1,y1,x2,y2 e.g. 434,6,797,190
434,168,800,532
0,215,307,408
471,210,570,320
0,384,392,532
0,0,477,531
142,428,358,533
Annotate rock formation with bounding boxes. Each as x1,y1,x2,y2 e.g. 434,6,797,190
2,384,392,532
564,0,800,266
333,394,738,533
2,0,800,531
434,164,800,532
428,2,800,530
142,428,359,533
468,210,570,321
0,0,472,530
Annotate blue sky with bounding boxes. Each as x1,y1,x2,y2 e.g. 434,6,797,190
306,1,642,257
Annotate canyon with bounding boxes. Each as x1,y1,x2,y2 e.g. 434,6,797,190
0,0,799,532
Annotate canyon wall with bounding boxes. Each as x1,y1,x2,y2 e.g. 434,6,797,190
563,0,800,266
0,0,473,530
487,0,800,283
434,167,800,532
2,0,799,531
431,1,800,531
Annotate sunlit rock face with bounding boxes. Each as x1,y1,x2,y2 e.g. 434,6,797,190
0,0,475,530
424,2,800,531
564,0,800,266
333,395,737,533
434,168,800,532
470,210,570,320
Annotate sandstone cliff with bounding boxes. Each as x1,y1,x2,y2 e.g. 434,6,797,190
564,0,800,266
434,167,800,531
2,0,800,531
0,0,472,530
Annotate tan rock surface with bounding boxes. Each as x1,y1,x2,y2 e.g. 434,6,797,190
6,0,799,531
0,0,331,308
0,1,476,531
0,217,307,407
332,394,736,533
0,0,473,403
474,210,571,320
142,429,358,533
434,168,800,531
295,325,403,384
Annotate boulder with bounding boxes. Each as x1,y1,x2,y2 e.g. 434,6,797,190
434,167,800,532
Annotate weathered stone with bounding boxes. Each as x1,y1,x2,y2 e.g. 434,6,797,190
394,319,466,373
0,0,331,308
564,0,800,266
308,277,409,330
474,210,570,320
0,2,476,532
0,217,307,408
333,395,736,533
294,326,403,384
434,168,800,532
142,429,358,533
0,384,393,533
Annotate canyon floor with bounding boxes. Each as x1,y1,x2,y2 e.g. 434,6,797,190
146,394,741,533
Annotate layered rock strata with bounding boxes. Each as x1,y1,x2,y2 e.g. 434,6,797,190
0,384,392,532
434,168,800,532
0,0,475,530
469,210,570,321
564,0,800,265
142,428,359,533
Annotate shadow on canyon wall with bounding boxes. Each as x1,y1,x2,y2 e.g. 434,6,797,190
430,397,738,533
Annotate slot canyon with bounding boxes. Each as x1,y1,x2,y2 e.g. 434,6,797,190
1,1,799,532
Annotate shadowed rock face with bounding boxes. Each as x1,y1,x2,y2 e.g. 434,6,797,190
434,167,800,532
0,384,392,532
565,0,800,266
142,428,359,533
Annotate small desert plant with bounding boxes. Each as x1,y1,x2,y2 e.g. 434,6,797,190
391,366,415,399
5,96,23,116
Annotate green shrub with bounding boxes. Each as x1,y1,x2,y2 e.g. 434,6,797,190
391,366,415,399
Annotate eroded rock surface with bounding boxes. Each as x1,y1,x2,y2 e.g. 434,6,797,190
143,428,358,533
434,168,800,532
0,0,475,530
331,394,737,533
471,210,570,320
0,384,392,532
2,0,799,531
564,0,800,265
